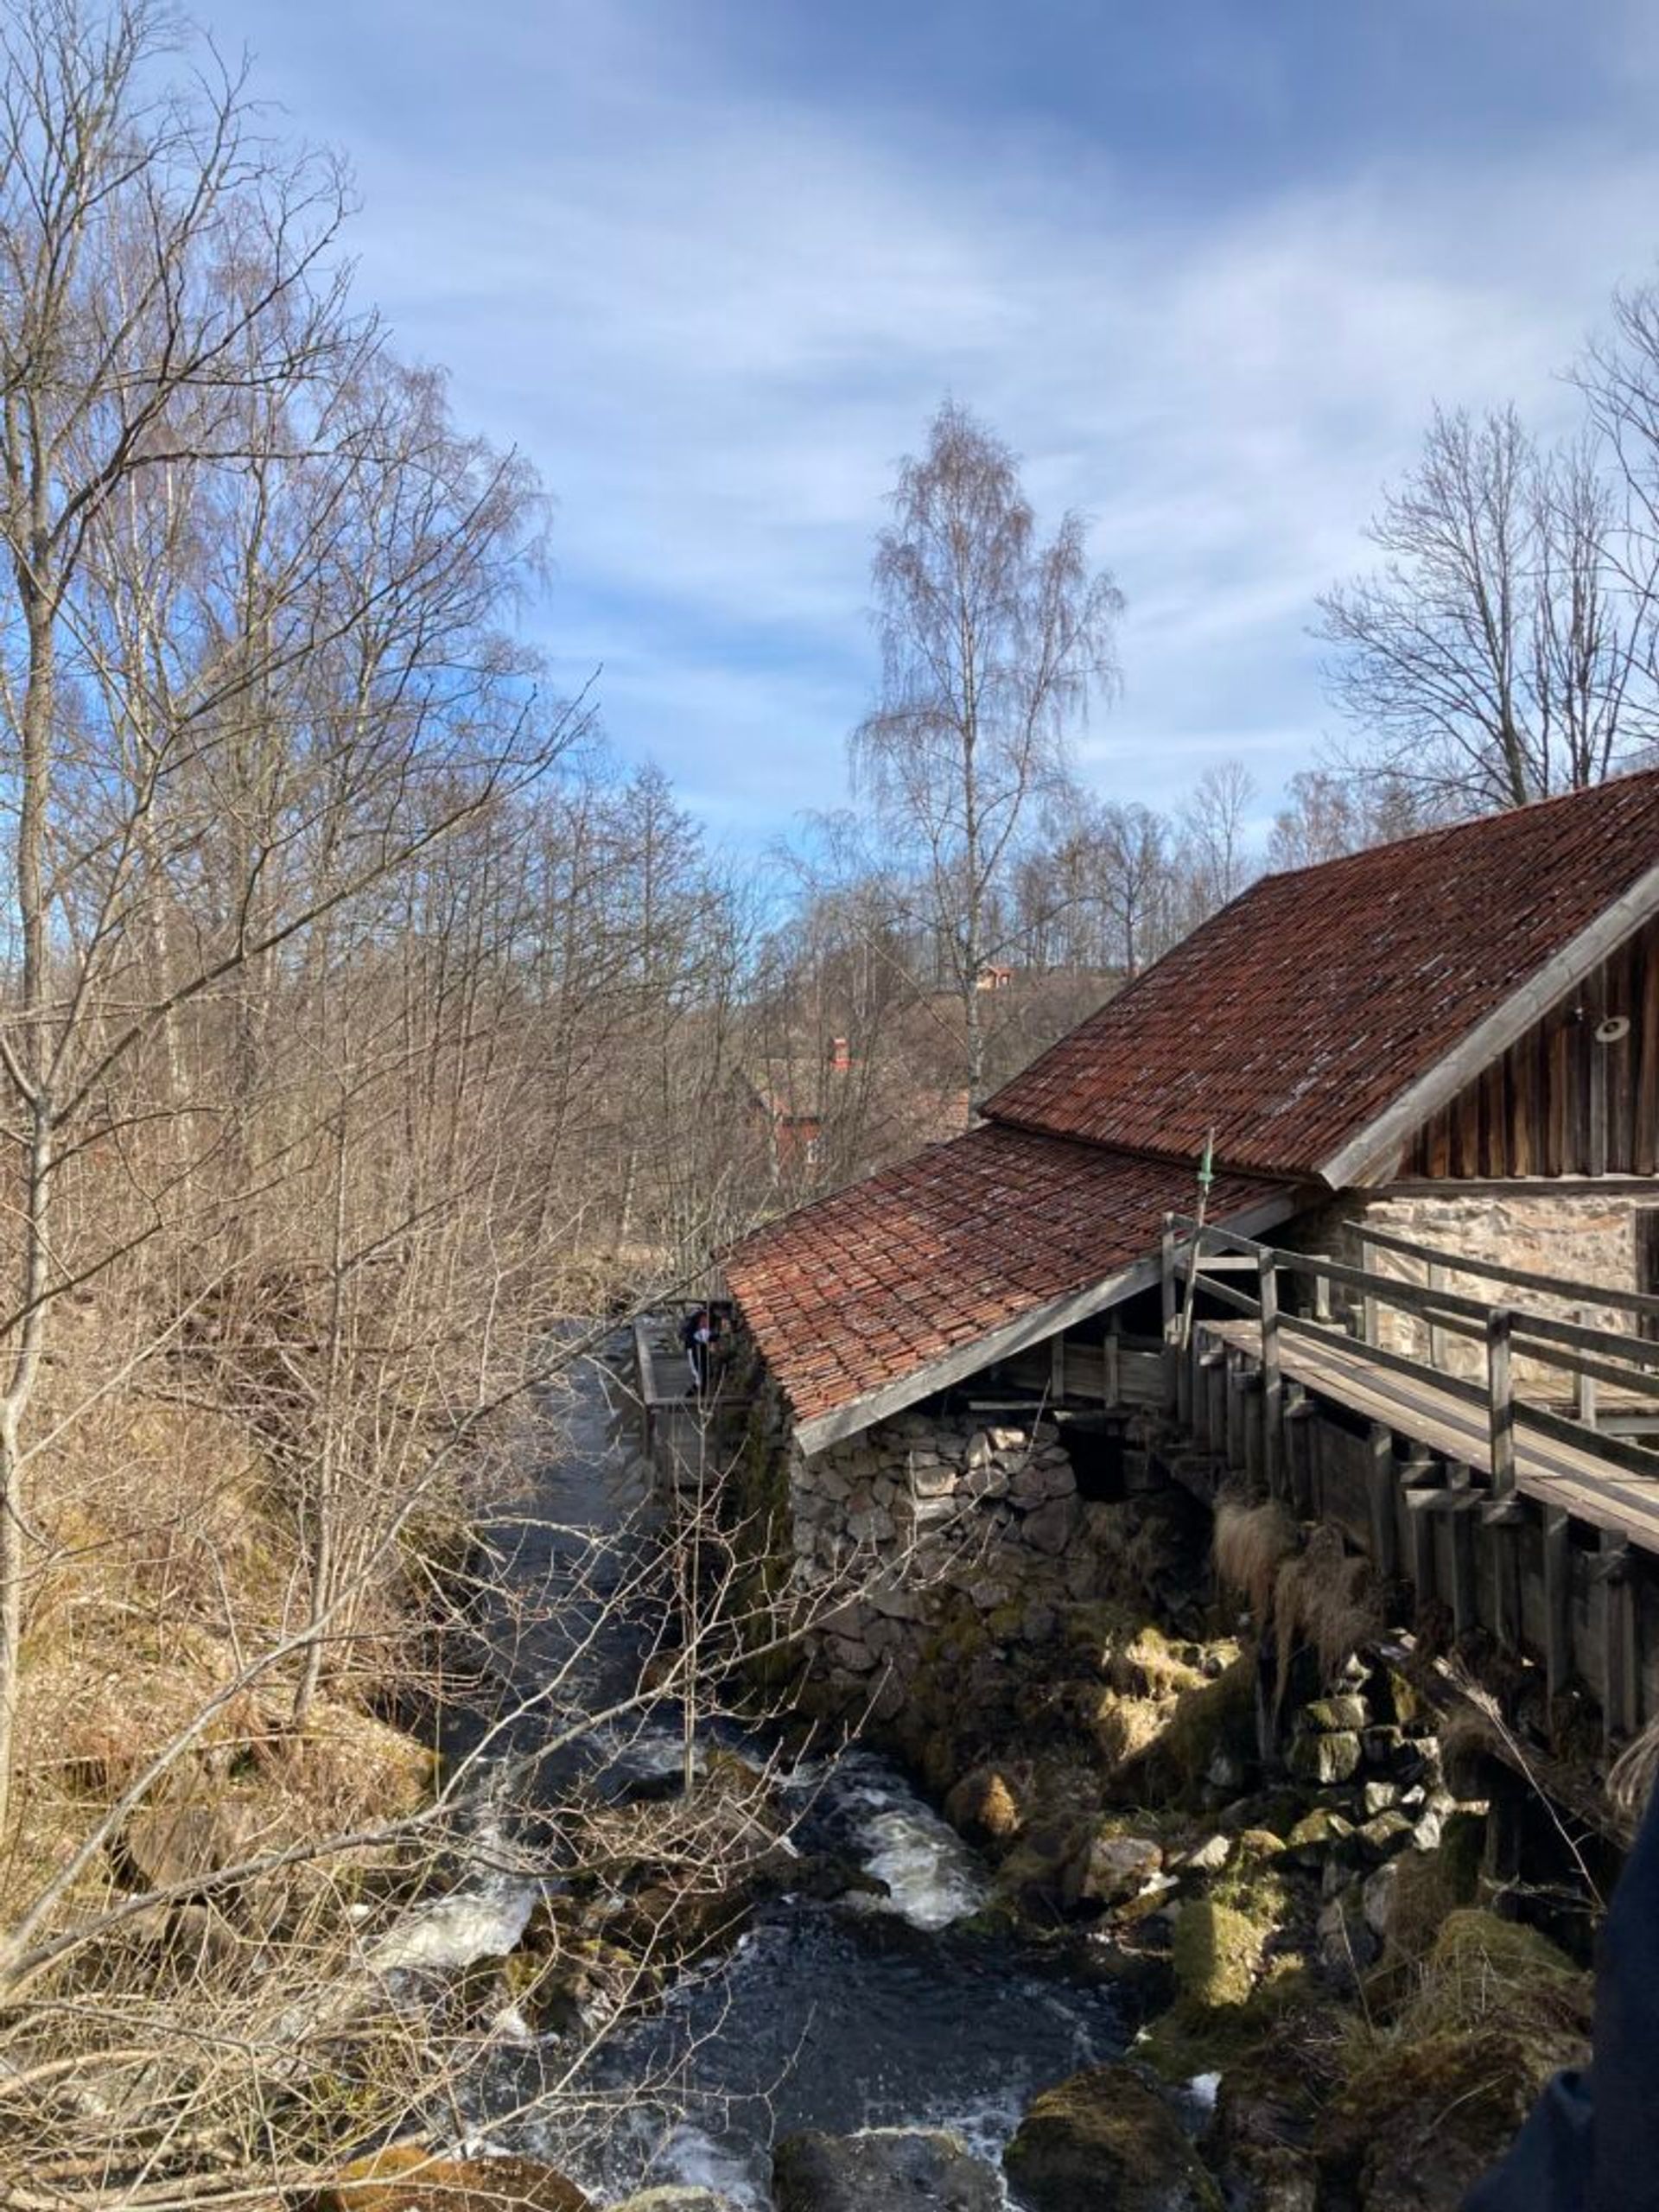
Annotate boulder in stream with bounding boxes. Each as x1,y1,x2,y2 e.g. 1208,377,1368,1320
1002,2063,1221,2212
772,2125,1001,2212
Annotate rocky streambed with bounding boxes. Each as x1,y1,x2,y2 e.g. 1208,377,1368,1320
315,1352,1602,2212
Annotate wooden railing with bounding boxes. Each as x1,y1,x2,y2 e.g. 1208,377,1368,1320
1160,1213,1659,1497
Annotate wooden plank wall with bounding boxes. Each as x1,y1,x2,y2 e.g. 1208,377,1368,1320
1405,915,1659,1179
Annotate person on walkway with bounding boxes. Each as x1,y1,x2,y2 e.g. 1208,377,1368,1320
680,1306,714,1395
1465,1736,1659,2212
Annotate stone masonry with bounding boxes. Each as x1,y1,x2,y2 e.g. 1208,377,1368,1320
1292,1186,1647,1391
784,1406,1097,1714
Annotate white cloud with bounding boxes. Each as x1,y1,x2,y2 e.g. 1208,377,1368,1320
210,0,1659,829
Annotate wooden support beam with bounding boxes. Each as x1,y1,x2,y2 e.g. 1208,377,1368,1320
1487,1306,1516,1501
1575,1304,1599,1431
1243,1374,1265,1491
1544,1507,1572,1706
1485,1514,1523,1649
1367,1423,1400,1579
1050,1332,1067,1406
1427,1260,1447,1370
1161,1219,1179,1414
1205,1344,1226,1453
1588,966,1609,1180
1598,1529,1637,1743
1260,1252,1284,1499
1449,1493,1481,1639
1286,1389,1315,1517
1359,1236,1379,1347
1226,1351,1248,1474
1405,1481,1441,1607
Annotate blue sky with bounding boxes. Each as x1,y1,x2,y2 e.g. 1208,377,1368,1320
202,0,1659,851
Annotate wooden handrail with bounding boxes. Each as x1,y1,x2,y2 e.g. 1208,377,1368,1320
1164,1210,1659,1483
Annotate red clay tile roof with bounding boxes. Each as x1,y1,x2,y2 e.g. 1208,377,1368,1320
986,770,1659,1179
726,1123,1289,1438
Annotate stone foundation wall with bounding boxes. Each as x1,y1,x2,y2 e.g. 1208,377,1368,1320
1289,1186,1650,1389
784,1408,1101,1711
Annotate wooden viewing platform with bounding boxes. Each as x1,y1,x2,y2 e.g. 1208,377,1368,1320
631,1306,754,1487
1163,1216,1659,1741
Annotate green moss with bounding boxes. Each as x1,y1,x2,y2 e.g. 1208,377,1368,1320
1286,1807,1355,1856
1155,1654,1257,1797
1378,1664,1429,1731
1172,1897,1268,2011
1137,1955,1321,2082
1318,2028,1568,2210
1003,2063,1223,2212
1232,1827,1287,1862
1058,1597,1140,1676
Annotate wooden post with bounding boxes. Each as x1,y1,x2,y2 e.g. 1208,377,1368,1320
1543,1507,1571,1706
1427,1260,1446,1370
1161,1218,1179,1414
1050,1331,1067,1407
1487,1306,1516,1501
1450,1493,1479,1639
1286,1389,1315,1516
1258,1250,1283,1498
1574,1304,1599,1430
1105,1320,1122,1412
1598,1530,1636,1744
1588,968,1609,1180
1312,1261,1333,1326
1405,1473,1440,1609
1359,1235,1380,1347
1366,1424,1400,1579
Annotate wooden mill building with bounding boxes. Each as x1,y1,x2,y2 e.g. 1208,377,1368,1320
722,769,1659,1747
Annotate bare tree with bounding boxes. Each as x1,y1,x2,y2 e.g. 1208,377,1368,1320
850,399,1122,1108
1316,403,1659,811
1179,759,1258,916
0,0,575,1838
1265,766,1432,872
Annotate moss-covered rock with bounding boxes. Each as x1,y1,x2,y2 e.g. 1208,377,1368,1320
1300,1695,1369,1733
773,2126,1000,2211
1233,1827,1287,1863
1109,1625,1209,1700
1154,1655,1257,1796
993,1815,1096,1919
1002,2063,1221,2212
1286,1729,1362,1785
1285,1808,1355,1864
1318,2030,1566,2212
1173,1898,1268,2011
943,1764,1027,1847
1064,1826,1164,1909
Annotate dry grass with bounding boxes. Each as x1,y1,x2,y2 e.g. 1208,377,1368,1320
1213,1495,1298,1624
1610,1714,1659,1814
1270,1525,1382,1708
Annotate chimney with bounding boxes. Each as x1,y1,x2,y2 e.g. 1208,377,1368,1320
830,1036,850,1074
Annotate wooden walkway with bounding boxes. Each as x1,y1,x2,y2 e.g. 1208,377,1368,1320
631,1309,753,1487
1205,1319,1659,1553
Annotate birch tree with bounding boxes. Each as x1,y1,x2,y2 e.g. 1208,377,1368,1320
850,400,1122,1109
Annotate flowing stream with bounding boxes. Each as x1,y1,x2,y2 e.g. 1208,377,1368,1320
420,1337,1128,2208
